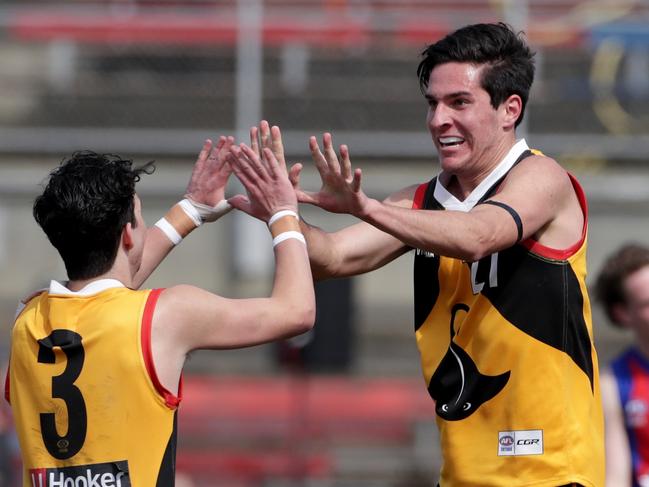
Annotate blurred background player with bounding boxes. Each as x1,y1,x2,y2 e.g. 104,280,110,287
281,22,603,486
596,243,649,487
4,135,314,485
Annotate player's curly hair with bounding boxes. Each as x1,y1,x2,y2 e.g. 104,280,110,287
417,22,535,128
594,243,649,327
33,151,155,280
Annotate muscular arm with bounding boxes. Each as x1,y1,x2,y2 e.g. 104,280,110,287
354,155,583,262
301,153,582,277
601,369,632,486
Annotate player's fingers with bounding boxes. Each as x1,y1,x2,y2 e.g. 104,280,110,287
207,136,226,167
262,147,281,179
250,126,261,157
227,146,257,187
351,168,363,193
322,133,342,174
260,120,271,150
240,144,270,180
215,136,235,170
270,125,286,169
289,163,303,189
340,144,352,181
309,136,329,178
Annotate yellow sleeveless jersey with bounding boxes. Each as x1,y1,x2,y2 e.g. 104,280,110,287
5,280,180,487
412,141,604,486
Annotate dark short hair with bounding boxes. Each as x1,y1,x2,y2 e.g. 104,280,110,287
33,151,154,280
594,243,649,327
417,22,535,127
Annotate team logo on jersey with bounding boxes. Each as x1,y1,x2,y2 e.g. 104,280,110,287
29,461,130,487
428,303,510,421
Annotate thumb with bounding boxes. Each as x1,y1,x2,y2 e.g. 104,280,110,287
227,194,251,214
296,190,318,205
289,163,303,189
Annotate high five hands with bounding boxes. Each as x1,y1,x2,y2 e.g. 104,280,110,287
227,121,368,220
226,121,298,222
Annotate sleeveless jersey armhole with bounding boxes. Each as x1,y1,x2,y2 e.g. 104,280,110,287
412,182,429,209
141,288,182,409
521,173,587,260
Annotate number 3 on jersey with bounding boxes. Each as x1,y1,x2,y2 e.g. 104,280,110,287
37,330,87,459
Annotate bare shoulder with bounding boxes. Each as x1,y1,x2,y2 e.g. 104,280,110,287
505,153,573,192
383,183,424,208
156,284,217,314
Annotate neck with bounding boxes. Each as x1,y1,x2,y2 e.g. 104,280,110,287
443,136,517,200
66,259,133,292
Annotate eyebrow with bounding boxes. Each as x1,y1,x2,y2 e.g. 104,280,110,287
425,91,473,102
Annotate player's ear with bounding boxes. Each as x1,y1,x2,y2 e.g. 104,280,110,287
502,94,522,130
122,223,135,250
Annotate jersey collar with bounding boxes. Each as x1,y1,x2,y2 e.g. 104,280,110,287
434,139,530,212
49,279,126,296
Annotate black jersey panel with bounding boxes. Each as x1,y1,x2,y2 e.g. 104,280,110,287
480,245,594,390
414,178,443,331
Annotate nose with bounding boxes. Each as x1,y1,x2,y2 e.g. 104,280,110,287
428,103,451,131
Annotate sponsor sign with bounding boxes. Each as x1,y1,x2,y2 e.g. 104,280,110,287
29,461,130,487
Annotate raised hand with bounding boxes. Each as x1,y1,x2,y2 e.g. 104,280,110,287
227,143,298,223
185,136,234,207
295,132,367,216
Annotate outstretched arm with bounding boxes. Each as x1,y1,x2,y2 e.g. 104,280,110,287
297,133,584,262
132,137,234,288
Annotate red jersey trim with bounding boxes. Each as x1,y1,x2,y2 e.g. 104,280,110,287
412,182,428,209
521,173,588,260
4,362,10,404
141,288,182,409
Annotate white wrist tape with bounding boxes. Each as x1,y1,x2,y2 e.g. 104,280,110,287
155,218,183,245
177,199,202,227
272,231,306,248
155,198,204,246
268,209,298,227
185,196,233,223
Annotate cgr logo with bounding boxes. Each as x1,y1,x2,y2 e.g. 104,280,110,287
517,439,540,446
30,461,130,487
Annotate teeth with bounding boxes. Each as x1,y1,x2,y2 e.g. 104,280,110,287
439,136,464,146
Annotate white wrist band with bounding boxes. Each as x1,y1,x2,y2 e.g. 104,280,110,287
272,231,306,248
178,199,202,227
155,218,183,245
185,197,233,223
268,210,298,227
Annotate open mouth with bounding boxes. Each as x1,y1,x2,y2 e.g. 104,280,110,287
439,136,465,148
